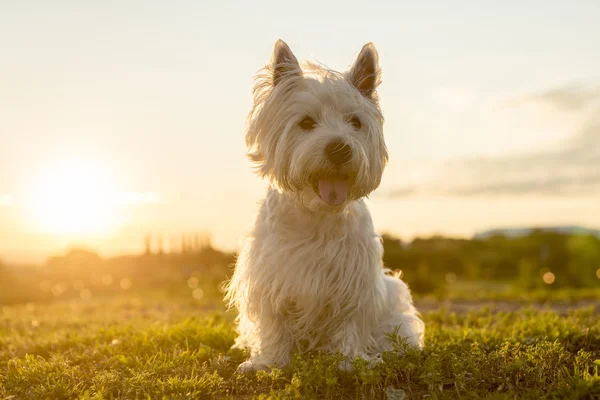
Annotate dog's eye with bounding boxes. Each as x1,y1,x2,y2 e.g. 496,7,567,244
298,116,316,131
350,116,362,130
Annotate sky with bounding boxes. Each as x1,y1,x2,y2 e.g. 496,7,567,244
1,1,599,262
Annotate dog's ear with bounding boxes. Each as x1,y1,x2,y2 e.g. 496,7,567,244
348,43,380,99
272,39,302,86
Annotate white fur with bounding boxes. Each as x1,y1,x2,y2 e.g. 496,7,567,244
225,40,424,372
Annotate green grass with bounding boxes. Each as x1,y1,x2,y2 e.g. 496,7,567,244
426,282,600,303
1,293,600,399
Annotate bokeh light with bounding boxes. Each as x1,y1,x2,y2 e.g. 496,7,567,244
445,272,457,284
102,274,113,286
543,272,556,285
120,278,132,290
52,283,67,296
192,288,204,300
187,277,199,289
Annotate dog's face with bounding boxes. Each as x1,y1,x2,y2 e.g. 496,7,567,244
246,40,388,211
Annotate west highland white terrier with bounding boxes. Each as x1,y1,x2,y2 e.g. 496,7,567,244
225,40,424,372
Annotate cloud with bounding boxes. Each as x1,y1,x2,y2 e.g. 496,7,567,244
442,173,600,197
525,84,600,112
382,84,600,198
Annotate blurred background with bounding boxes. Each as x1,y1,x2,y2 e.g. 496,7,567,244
1,1,599,305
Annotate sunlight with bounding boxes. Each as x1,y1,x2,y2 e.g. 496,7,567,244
0,195,14,207
27,160,118,235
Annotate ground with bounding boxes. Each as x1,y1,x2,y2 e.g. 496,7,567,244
1,293,600,399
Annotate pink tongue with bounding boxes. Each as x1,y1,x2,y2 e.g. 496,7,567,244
318,178,349,206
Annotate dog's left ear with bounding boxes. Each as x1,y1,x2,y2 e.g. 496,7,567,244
272,39,302,86
348,43,380,99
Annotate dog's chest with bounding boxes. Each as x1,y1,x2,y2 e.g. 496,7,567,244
251,193,383,314
265,224,379,308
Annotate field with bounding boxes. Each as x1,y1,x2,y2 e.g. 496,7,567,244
1,290,600,399
2,234,600,399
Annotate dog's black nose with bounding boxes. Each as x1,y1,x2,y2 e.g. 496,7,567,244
325,140,352,166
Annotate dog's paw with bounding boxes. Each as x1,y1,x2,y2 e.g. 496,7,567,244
237,359,271,373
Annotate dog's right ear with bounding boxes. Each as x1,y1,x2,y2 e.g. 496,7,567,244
348,43,380,100
272,39,302,86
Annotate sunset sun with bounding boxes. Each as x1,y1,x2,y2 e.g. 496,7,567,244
27,161,118,235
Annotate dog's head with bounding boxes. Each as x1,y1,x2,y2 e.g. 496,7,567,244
246,40,388,211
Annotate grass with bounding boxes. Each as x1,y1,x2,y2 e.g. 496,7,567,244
428,282,600,303
1,292,600,399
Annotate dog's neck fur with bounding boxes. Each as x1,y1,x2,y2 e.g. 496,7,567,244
263,187,371,234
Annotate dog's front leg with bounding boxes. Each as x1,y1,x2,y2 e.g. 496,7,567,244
326,319,373,371
238,312,293,372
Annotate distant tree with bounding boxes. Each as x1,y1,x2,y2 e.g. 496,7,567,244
156,236,164,255
516,259,539,290
45,247,103,279
193,233,201,253
566,234,600,287
181,235,189,254
144,233,152,255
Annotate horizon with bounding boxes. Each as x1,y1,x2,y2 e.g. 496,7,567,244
2,1,600,263
5,224,600,265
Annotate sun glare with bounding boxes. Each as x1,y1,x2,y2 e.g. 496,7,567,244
27,161,118,235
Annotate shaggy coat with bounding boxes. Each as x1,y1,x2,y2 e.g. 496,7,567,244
226,40,424,372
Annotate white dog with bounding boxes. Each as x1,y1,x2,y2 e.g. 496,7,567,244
225,40,424,372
